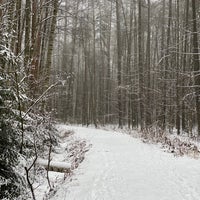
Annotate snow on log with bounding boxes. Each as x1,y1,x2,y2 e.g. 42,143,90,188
36,158,71,173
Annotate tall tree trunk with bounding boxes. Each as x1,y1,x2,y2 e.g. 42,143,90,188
116,0,123,128
127,2,134,128
106,0,113,124
45,0,58,90
16,0,22,55
24,0,31,68
138,0,144,130
163,0,172,130
176,0,181,135
29,0,40,97
191,0,200,136
182,0,189,132
92,0,97,127
146,0,151,126
67,1,79,121
160,0,166,128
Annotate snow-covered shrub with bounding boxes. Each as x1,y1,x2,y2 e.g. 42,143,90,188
141,127,200,158
0,19,27,197
0,121,26,199
66,139,92,169
0,74,26,199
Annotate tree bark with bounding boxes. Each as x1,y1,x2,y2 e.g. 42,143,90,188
116,0,123,128
138,0,144,130
191,0,200,136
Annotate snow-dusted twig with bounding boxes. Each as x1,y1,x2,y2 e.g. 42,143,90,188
47,124,53,191
23,81,61,119
25,133,38,200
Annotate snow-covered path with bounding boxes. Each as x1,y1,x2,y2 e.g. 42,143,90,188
52,125,200,200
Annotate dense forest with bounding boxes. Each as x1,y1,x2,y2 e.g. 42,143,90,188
53,0,200,135
0,0,200,199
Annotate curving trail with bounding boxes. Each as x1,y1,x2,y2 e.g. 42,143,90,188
51,125,200,200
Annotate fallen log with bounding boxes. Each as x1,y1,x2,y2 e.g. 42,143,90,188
36,158,71,173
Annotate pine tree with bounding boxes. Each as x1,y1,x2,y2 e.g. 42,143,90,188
0,2,25,197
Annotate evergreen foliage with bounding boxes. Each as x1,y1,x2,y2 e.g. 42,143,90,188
0,16,25,197
0,70,25,199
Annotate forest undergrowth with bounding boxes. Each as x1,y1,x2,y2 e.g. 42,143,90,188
100,125,200,159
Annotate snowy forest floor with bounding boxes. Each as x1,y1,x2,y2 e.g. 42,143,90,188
34,125,200,200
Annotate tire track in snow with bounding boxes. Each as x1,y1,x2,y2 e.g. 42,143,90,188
91,149,115,200
171,168,200,200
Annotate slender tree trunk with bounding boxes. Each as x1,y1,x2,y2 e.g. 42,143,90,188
132,2,138,128
116,0,123,128
106,1,113,124
176,0,181,135
146,0,151,126
191,0,200,136
92,0,97,127
138,0,144,130
66,1,79,121
16,0,22,55
182,0,189,132
127,3,134,128
24,0,31,68
163,0,172,130
160,0,166,128
45,0,58,90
